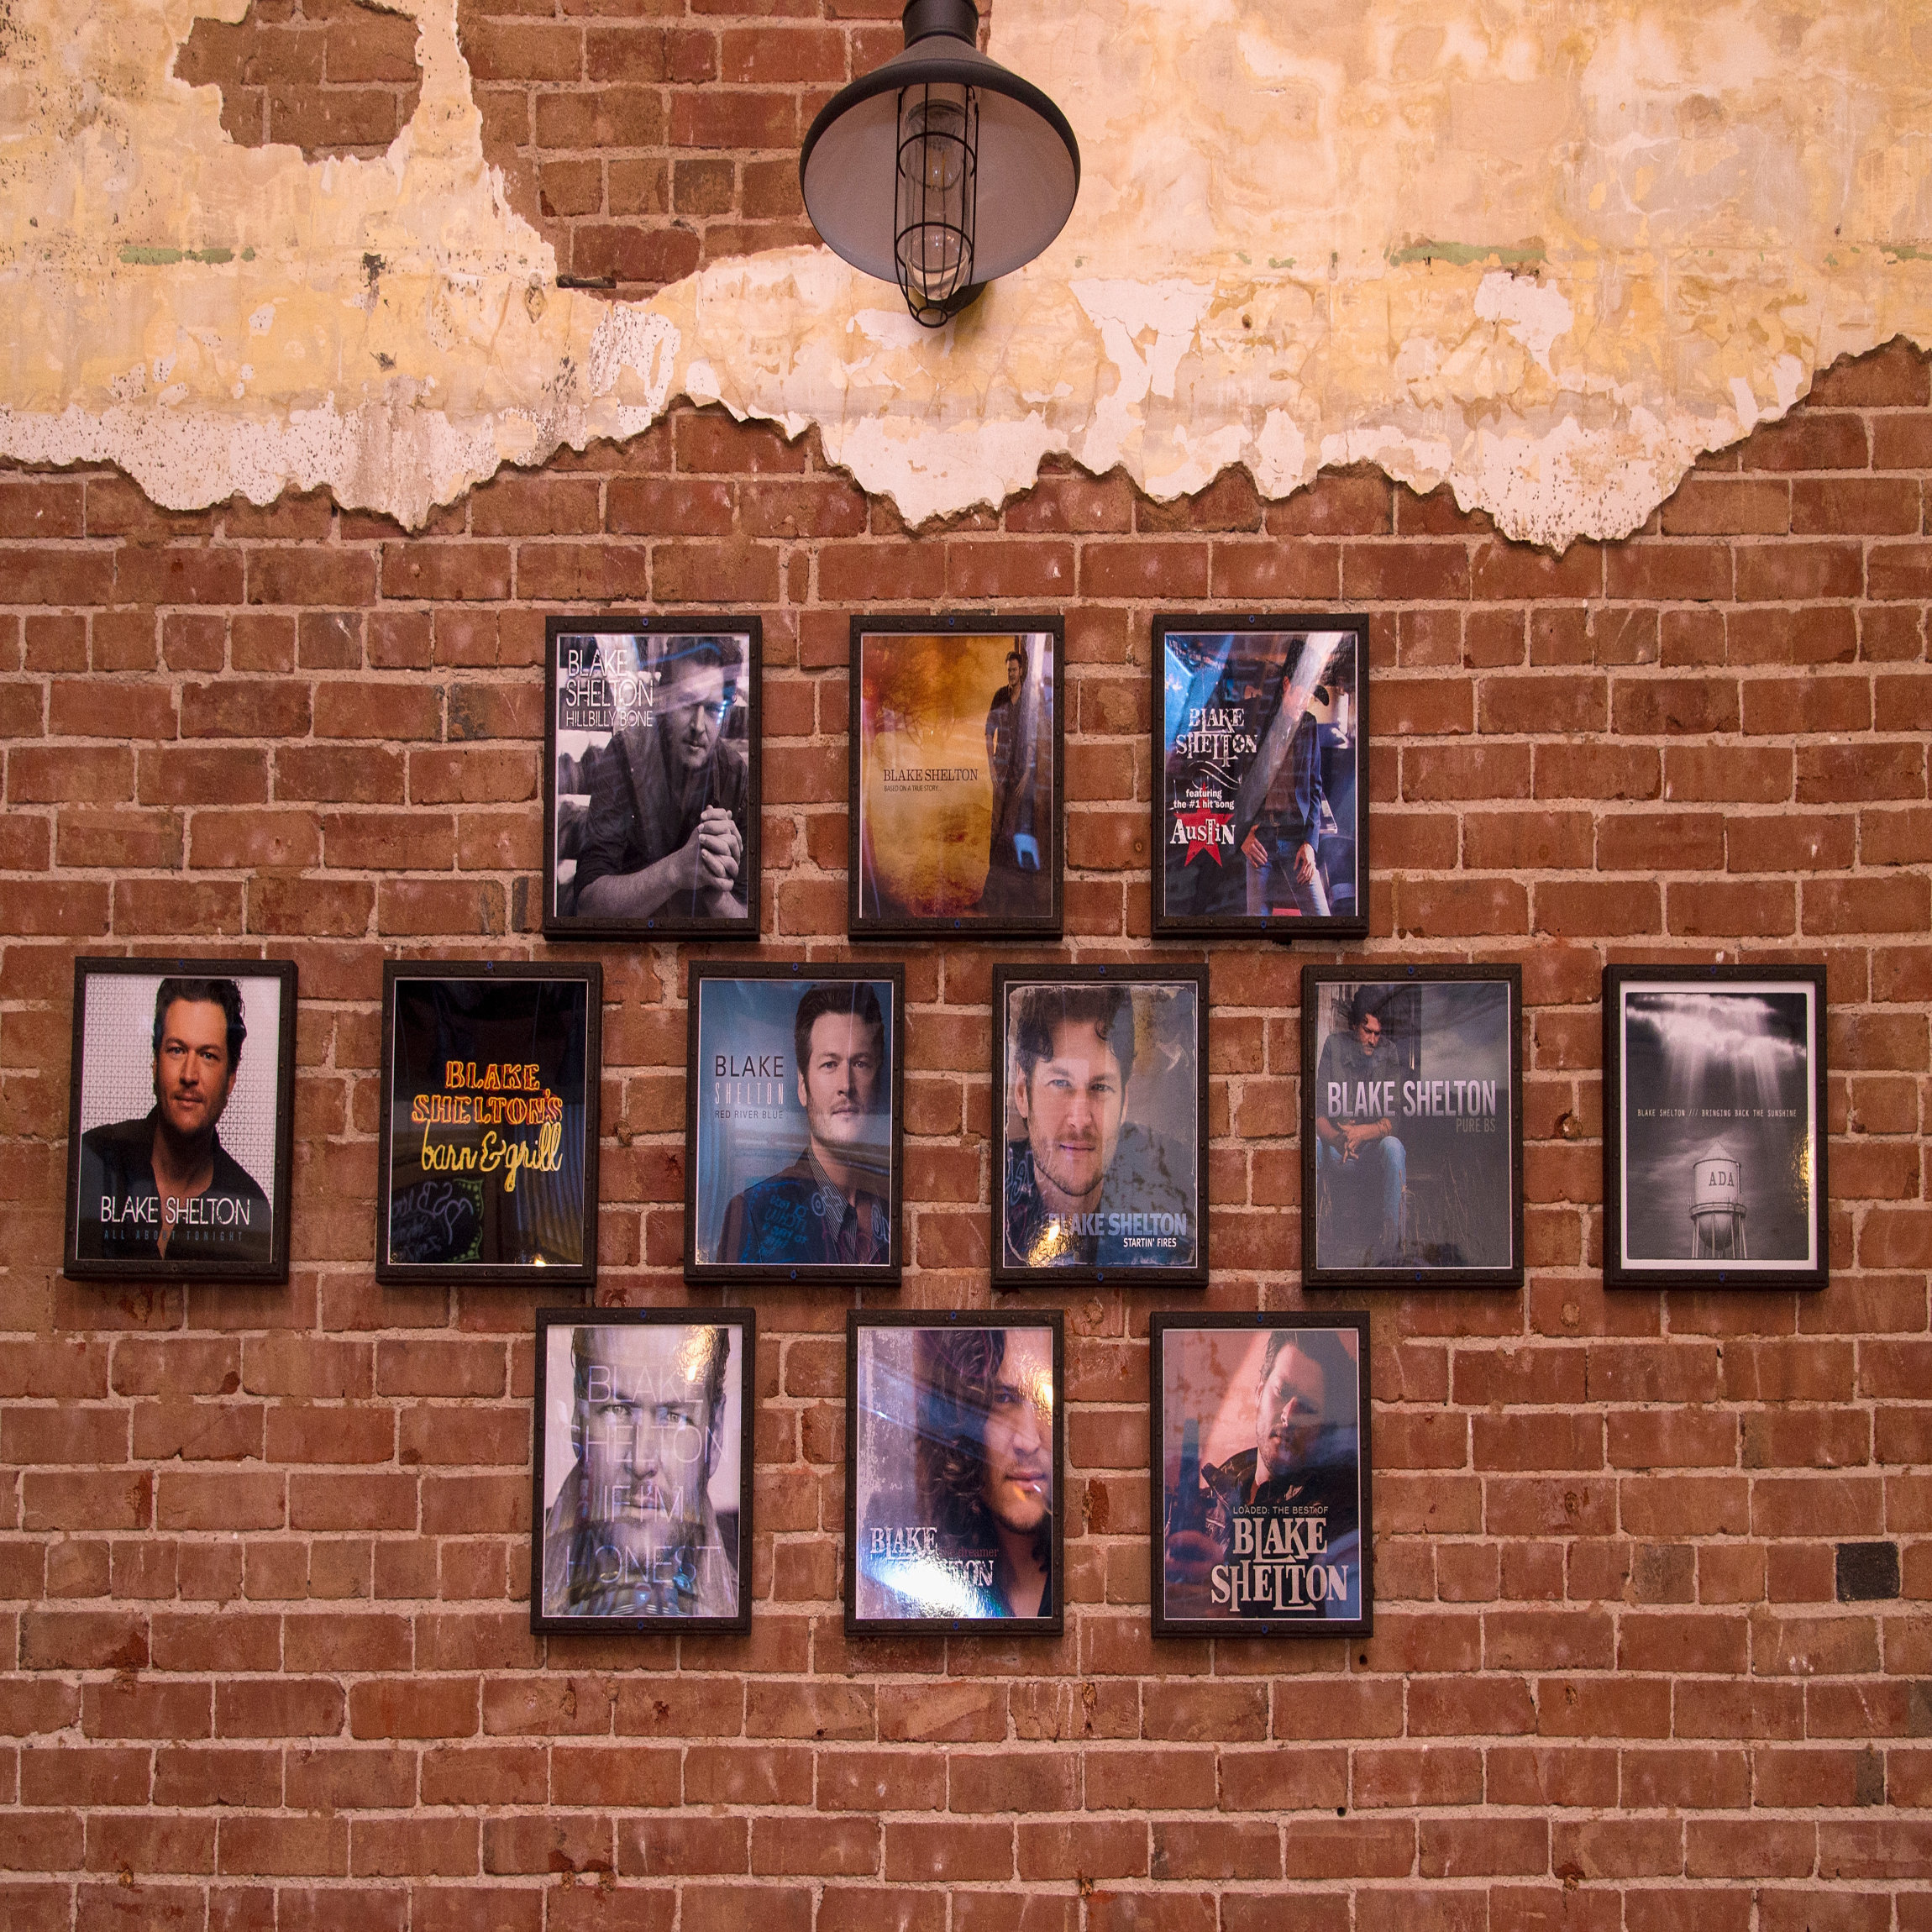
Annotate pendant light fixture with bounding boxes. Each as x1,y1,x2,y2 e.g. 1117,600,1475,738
800,0,1081,328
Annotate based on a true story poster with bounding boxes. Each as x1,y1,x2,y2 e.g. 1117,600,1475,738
532,1308,753,1634
1604,966,1826,1290
685,964,903,1284
544,617,759,937
1155,615,1368,939
1152,1314,1372,1636
851,619,1063,936
993,966,1208,1285
64,957,297,1282
1302,965,1523,1286
846,1312,1063,1634
377,963,601,1287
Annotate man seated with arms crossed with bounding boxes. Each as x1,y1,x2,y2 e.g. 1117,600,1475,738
540,1321,738,1619
718,983,891,1266
76,976,272,1266
1003,984,1193,1269
574,636,749,922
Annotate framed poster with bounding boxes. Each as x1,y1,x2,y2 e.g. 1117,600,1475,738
1152,613,1368,941
376,962,601,1288
1603,964,1827,1290
685,963,904,1285
62,956,297,1283
1301,964,1523,1288
1151,1312,1373,1637
543,615,760,939
993,965,1208,1288
532,1306,754,1634
849,616,1064,937
846,1310,1063,1635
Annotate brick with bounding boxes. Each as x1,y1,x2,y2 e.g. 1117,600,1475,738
0,367,1929,1919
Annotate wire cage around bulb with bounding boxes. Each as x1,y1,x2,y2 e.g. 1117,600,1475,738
894,81,979,327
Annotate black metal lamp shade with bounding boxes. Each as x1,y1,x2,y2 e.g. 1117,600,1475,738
801,0,1080,324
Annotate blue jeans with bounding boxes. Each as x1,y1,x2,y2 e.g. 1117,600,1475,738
1245,847,1329,917
1316,1133,1406,1264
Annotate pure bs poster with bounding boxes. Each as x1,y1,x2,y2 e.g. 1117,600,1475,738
1310,976,1514,1273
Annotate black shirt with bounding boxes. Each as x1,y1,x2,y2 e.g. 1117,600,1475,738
76,1110,273,1266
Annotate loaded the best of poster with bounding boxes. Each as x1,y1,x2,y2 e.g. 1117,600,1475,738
1301,964,1524,1288
850,617,1064,937
1154,613,1368,940
1151,1313,1373,1636
376,963,601,1287
543,616,760,938
64,957,298,1283
1604,965,1827,1290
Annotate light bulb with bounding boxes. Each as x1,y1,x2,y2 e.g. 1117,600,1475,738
920,224,964,281
906,96,967,193
892,81,978,320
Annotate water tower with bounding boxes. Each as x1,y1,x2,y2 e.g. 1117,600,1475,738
1689,1142,1747,1259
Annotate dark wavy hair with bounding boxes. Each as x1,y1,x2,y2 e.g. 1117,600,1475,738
1010,984,1135,1089
916,1328,1052,1571
1343,984,1384,1033
152,977,246,1064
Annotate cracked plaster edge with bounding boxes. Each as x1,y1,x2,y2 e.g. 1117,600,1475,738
8,5,1929,546
4,236,1928,545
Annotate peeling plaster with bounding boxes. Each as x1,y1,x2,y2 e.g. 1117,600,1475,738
3,0,1931,543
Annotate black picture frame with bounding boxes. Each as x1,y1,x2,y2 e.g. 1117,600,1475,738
848,614,1065,938
1603,963,1829,1291
1301,963,1524,1289
684,961,906,1286
845,1309,1065,1637
1149,1310,1373,1639
543,614,762,940
1152,612,1370,942
375,961,602,1289
992,963,1210,1289
531,1305,756,1635
62,955,299,1284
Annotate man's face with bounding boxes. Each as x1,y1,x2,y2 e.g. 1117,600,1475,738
980,1328,1052,1537
662,659,730,774
576,1326,717,1552
153,999,236,1142
798,1012,881,1157
1352,1010,1383,1057
1015,1020,1126,1210
1255,1341,1326,1482
1005,656,1024,698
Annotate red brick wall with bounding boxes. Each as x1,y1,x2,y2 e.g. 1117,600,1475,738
173,0,903,291
4,323,1932,1924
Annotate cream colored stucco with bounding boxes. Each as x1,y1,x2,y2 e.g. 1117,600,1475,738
2,0,1929,542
